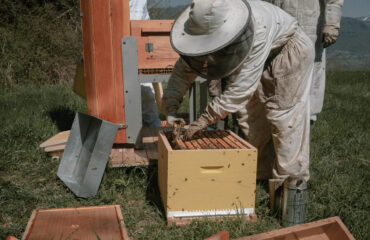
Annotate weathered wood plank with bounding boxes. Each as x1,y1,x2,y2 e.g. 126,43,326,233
39,131,70,148
235,216,355,240
22,205,130,240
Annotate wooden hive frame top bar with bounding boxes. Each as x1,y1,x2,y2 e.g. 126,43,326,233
164,130,252,150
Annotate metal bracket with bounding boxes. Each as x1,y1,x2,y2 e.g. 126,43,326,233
122,37,142,144
145,43,153,52
189,83,197,123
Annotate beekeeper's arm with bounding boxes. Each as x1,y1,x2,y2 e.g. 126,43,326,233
323,0,343,48
185,41,268,138
162,58,197,126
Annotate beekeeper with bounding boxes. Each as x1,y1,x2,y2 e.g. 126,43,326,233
130,0,162,127
163,0,314,223
264,0,343,121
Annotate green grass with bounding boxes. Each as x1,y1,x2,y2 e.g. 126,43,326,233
0,72,369,239
0,1,81,89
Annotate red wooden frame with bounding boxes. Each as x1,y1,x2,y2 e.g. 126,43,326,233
81,0,178,143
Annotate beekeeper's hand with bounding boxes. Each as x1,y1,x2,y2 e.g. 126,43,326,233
167,113,186,127
185,116,208,140
322,25,339,48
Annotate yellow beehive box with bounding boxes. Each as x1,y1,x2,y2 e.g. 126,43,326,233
157,130,258,224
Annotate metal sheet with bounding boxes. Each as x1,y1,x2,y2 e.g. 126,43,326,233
189,83,197,123
122,37,142,144
199,81,208,114
138,74,171,83
57,113,118,198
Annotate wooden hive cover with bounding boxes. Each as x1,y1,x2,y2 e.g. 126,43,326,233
22,205,130,240
236,216,355,240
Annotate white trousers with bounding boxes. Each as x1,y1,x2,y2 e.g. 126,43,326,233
310,50,326,121
237,29,314,181
141,83,161,127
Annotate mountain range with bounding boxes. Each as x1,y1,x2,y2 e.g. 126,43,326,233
149,5,370,71
326,16,370,71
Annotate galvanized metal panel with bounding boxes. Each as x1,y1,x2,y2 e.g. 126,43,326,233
122,37,142,144
189,83,197,123
199,81,208,114
57,113,118,198
138,74,171,83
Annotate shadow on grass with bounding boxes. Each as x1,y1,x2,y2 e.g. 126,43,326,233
48,107,76,131
145,165,166,221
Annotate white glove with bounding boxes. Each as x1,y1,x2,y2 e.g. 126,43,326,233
167,113,186,127
322,25,339,48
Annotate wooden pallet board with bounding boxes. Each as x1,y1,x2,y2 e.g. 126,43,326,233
109,147,151,167
235,216,355,240
42,127,167,166
39,131,70,149
22,205,130,240
109,127,172,167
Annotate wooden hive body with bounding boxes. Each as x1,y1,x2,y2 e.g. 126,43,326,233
158,131,258,224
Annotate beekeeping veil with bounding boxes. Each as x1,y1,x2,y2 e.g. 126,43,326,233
170,0,254,79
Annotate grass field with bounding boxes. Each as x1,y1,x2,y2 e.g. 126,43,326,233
0,72,369,239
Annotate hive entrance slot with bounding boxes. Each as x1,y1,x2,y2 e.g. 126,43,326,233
201,166,224,174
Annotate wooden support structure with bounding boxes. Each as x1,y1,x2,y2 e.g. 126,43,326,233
80,0,130,143
80,0,179,144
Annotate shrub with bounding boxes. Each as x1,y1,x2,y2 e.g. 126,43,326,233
0,0,82,89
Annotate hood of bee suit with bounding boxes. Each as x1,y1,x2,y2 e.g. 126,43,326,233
171,0,254,79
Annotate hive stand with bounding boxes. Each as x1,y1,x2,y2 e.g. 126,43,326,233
80,0,209,166
81,0,208,145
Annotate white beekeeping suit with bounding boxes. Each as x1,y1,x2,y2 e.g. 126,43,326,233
163,0,314,181
129,0,162,127
263,0,344,121
129,0,150,20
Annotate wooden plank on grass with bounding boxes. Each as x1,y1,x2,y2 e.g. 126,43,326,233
235,216,355,240
44,144,66,153
22,205,130,240
39,131,70,148
204,230,229,240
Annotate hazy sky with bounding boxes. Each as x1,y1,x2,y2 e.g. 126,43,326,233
151,0,370,18
342,0,370,17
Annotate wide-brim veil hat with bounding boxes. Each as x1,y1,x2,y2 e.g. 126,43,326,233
171,0,251,56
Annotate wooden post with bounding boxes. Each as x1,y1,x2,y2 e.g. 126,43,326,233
80,0,130,143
